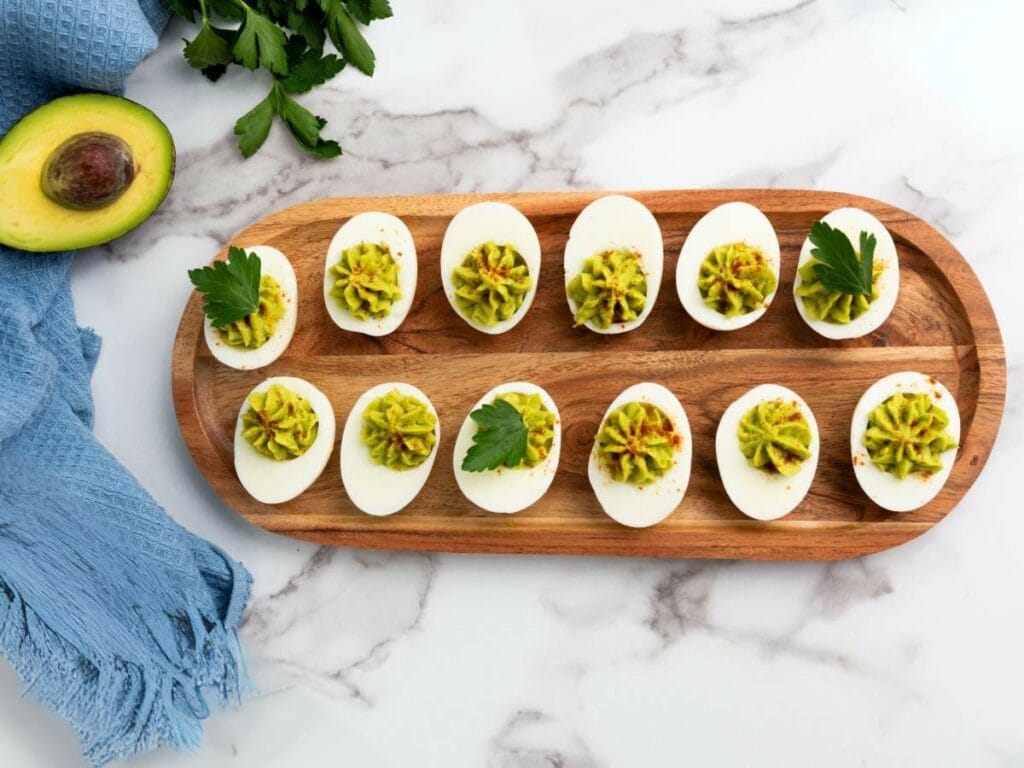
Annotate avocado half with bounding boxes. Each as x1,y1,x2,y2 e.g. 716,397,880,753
0,93,175,252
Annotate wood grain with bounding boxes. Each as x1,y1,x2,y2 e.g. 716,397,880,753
171,189,1006,560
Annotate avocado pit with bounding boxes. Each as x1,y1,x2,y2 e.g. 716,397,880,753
41,131,136,210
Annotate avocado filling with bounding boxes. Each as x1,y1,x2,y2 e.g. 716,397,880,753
698,242,777,317
330,241,401,320
362,389,437,470
596,402,679,485
218,274,285,349
452,241,532,327
242,384,319,461
796,255,882,324
567,249,647,329
864,391,957,479
494,392,556,469
737,399,812,476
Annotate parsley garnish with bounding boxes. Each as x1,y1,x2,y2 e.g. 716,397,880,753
461,400,529,473
808,220,876,296
172,0,392,159
188,246,262,326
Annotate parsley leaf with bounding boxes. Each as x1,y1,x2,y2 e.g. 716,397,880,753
279,48,346,94
461,399,529,473
808,220,876,296
234,92,275,158
320,0,376,75
233,5,289,75
347,0,393,24
188,246,263,327
183,21,233,79
171,0,390,159
273,84,343,157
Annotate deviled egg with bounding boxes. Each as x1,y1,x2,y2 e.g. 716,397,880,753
340,382,440,516
440,202,540,334
588,382,692,528
793,207,899,340
453,381,561,514
565,195,664,334
323,212,417,336
234,376,335,505
851,371,959,512
676,201,780,331
715,384,819,521
201,245,297,370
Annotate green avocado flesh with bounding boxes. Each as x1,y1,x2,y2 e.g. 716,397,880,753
361,389,437,470
796,255,881,324
242,384,319,461
567,249,647,329
737,399,812,477
0,93,175,252
864,391,957,479
330,241,401,320
596,402,679,485
452,241,532,326
218,274,285,349
494,392,556,469
699,242,777,317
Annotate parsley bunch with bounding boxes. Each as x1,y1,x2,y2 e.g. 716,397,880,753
171,0,392,159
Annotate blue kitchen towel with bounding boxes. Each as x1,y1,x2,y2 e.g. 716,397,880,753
0,2,253,766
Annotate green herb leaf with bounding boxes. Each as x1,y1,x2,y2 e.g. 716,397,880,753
188,246,262,326
273,83,343,158
169,0,390,159
233,6,289,75
808,220,876,296
183,21,233,73
320,0,376,75
170,0,200,22
234,92,275,158
279,49,345,93
461,399,529,472
346,0,393,24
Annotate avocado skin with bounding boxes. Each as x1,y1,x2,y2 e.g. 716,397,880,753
0,93,175,252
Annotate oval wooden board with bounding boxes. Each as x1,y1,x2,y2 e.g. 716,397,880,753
172,189,1005,560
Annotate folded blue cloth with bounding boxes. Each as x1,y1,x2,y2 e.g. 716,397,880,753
0,2,253,765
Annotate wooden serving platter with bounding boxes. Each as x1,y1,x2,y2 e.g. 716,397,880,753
171,189,1005,560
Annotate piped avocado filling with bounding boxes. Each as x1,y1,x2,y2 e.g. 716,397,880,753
567,249,647,329
218,274,285,349
864,391,957,479
330,241,401,320
242,384,319,461
494,392,556,469
362,389,437,470
452,241,531,327
737,399,812,476
796,256,882,324
596,402,679,485
699,242,777,317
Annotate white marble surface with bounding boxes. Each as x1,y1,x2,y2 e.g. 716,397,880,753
2,1,1023,765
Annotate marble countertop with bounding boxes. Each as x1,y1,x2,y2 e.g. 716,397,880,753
2,1,1022,765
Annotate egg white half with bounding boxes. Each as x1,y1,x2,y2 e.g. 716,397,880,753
322,212,417,337
233,376,336,505
850,371,960,513
340,382,441,516
204,245,297,370
452,381,562,514
440,202,541,335
715,384,820,521
792,207,899,340
588,382,692,528
676,201,780,331
564,195,664,335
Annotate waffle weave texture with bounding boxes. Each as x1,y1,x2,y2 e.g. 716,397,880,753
0,2,253,765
